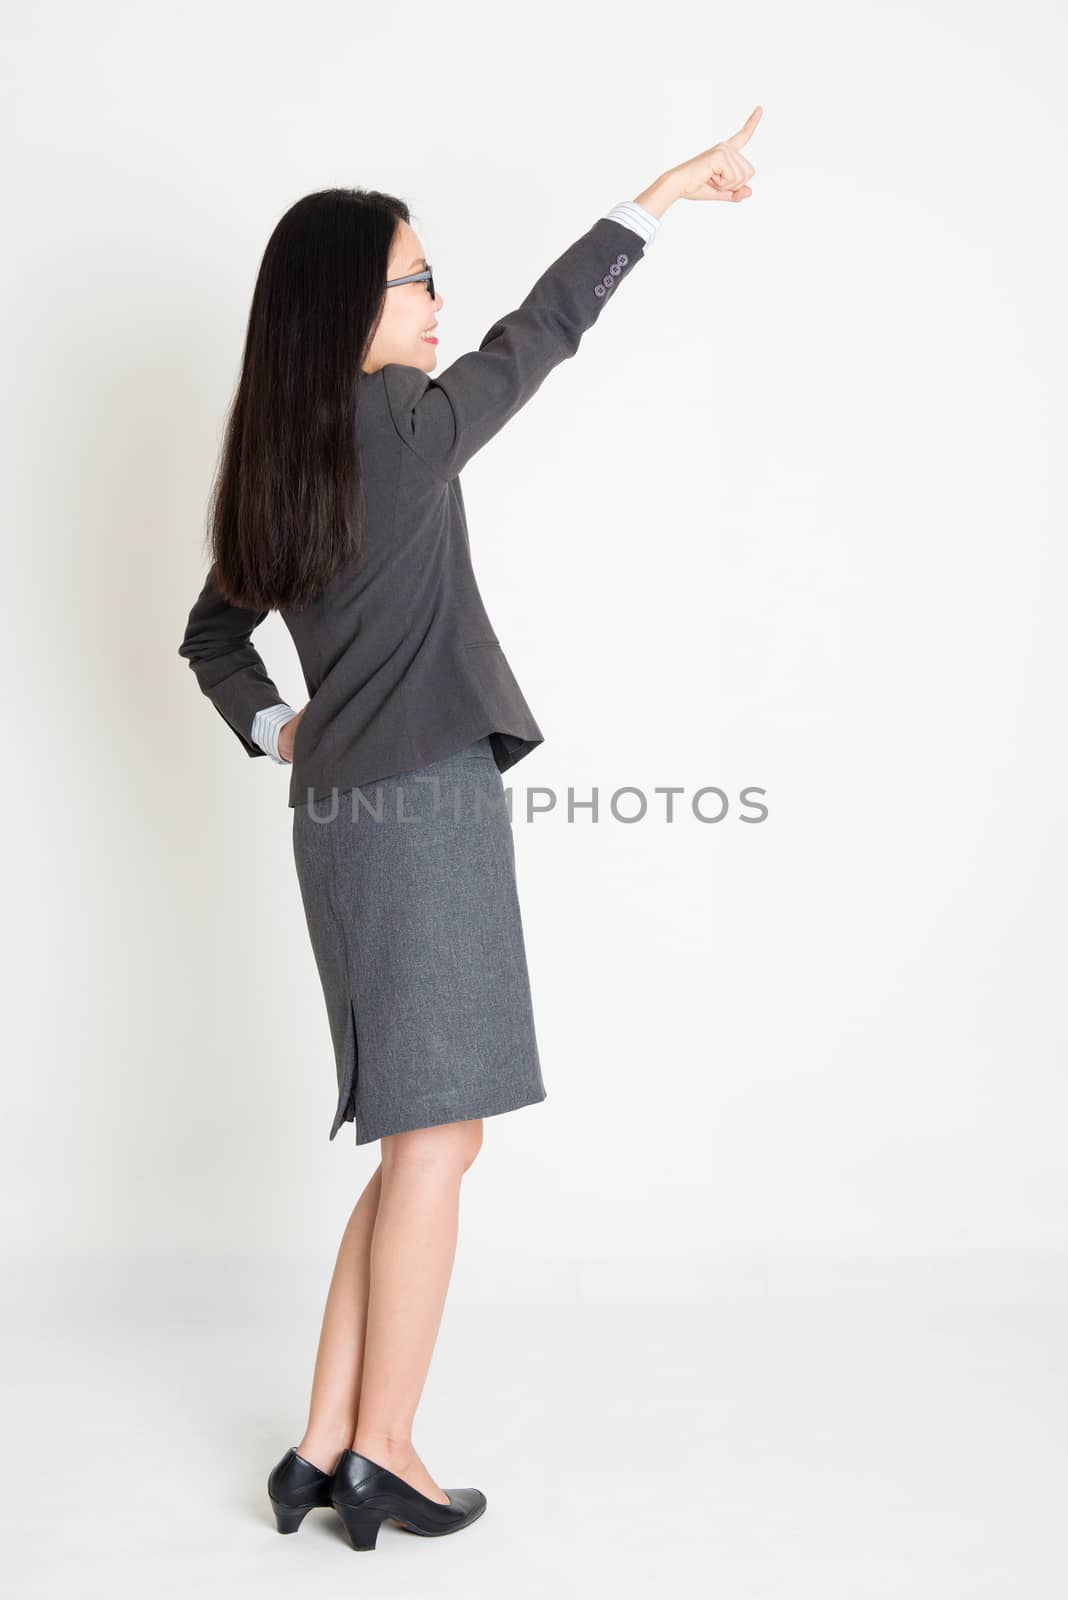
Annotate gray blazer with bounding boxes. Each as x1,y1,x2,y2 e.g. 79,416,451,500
179,207,654,807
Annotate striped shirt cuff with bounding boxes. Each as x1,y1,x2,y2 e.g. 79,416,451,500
603,199,661,246
251,702,297,763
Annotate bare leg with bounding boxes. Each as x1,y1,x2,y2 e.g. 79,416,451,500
352,1117,483,1502
294,1162,384,1475
294,1117,483,1499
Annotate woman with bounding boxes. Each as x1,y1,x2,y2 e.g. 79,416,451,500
178,112,760,1554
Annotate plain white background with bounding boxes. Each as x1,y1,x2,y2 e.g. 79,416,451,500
4,0,1066,1594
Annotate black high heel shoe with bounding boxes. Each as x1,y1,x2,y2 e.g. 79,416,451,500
267,1445,337,1534
330,1448,487,1551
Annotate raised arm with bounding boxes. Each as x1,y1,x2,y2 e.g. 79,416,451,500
378,118,764,480
178,565,293,759
380,179,680,481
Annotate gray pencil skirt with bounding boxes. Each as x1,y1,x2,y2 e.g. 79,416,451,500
291,735,547,1145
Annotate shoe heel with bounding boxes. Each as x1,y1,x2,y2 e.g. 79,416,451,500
335,1502,387,1551
269,1497,312,1534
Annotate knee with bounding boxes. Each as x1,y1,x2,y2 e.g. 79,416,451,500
460,1118,483,1170
381,1117,483,1177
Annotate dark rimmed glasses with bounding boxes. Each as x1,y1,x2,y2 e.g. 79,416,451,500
385,264,435,300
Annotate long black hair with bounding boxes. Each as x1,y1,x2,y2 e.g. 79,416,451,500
206,186,410,614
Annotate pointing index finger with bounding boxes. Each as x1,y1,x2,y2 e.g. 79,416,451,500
724,105,763,149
